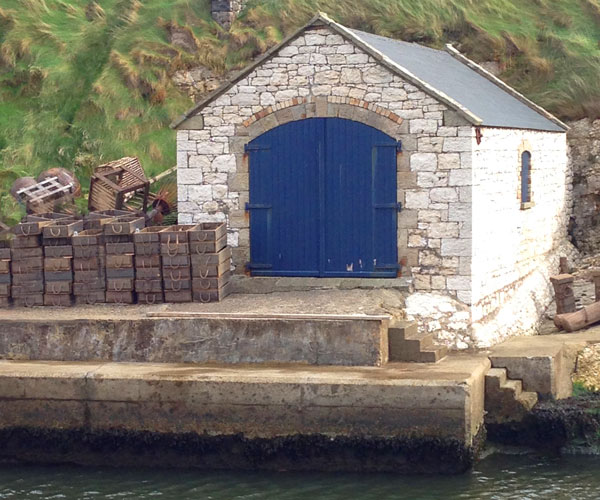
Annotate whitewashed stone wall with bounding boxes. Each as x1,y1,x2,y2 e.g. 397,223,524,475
469,128,572,346
177,25,473,298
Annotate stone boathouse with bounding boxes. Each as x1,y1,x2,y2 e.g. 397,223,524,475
172,13,572,349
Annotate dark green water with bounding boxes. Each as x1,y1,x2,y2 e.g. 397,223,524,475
1,454,600,499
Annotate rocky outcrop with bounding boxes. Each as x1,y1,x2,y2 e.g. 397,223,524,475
568,118,600,254
172,66,233,102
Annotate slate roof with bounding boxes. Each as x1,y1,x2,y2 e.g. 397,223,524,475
172,13,567,132
347,28,565,132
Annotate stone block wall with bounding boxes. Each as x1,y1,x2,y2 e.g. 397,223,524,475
470,127,571,346
177,25,473,297
211,0,249,28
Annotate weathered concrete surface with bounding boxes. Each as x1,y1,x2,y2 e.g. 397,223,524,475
0,316,389,367
230,276,411,294
0,354,489,449
489,329,600,399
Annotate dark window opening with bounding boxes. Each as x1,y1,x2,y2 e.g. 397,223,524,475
521,151,531,204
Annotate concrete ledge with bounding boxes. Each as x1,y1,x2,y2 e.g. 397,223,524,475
230,275,412,294
0,316,390,367
489,330,600,399
0,356,489,447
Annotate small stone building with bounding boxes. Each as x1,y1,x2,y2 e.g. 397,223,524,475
172,13,571,348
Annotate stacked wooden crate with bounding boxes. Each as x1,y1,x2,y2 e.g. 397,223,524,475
134,227,164,304
190,223,232,303
0,239,11,307
10,219,46,307
42,219,81,307
72,229,105,305
104,216,145,304
160,225,192,303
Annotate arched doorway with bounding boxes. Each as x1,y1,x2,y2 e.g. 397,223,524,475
245,118,399,277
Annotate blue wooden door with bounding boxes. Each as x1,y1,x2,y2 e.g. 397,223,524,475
246,118,398,277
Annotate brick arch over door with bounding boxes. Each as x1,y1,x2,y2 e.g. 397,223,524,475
233,96,405,144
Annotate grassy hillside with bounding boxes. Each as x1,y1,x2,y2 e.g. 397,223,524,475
1,0,600,224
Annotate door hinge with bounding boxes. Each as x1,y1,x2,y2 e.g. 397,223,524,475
244,144,270,153
245,203,272,212
397,202,403,212
397,140,403,153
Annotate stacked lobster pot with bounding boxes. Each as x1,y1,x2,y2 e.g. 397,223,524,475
10,216,53,307
72,229,106,305
190,223,232,303
42,218,82,307
0,239,11,307
134,227,164,305
160,225,192,303
103,216,145,304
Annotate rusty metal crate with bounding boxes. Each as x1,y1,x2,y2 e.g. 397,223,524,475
137,292,164,305
44,257,72,272
105,291,134,304
11,235,42,249
192,281,232,303
42,219,83,239
135,255,161,268
44,245,73,258
75,291,105,305
187,222,227,243
136,267,162,280
189,235,227,255
43,294,73,307
192,272,231,293
103,216,145,236
105,242,135,255
164,290,192,303
12,257,43,273
13,295,44,307
135,280,162,294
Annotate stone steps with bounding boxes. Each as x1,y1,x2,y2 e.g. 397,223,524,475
388,320,448,363
484,368,538,425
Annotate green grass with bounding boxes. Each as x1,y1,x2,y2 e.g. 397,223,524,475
1,0,600,224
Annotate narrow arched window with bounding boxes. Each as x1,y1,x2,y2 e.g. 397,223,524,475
521,151,532,206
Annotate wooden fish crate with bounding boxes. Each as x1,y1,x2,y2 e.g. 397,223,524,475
192,281,232,303
13,295,44,308
103,216,145,236
187,223,227,243
85,210,132,230
42,219,83,239
137,292,164,305
72,230,105,302
191,247,232,278
189,235,227,256
0,239,10,307
105,291,135,304
75,290,106,305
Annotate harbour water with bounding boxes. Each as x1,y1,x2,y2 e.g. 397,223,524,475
1,453,599,499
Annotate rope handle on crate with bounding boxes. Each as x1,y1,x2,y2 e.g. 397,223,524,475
199,292,212,304
195,245,208,255
21,225,31,236
24,296,35,308
171,281,182,292
113,224,124,234
86,294,97,305
199,279,211,290
166,235,179,257
197,256,211,279
49,227,62,238
144,294,157,305
112,282,124,292
169,270,182,282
